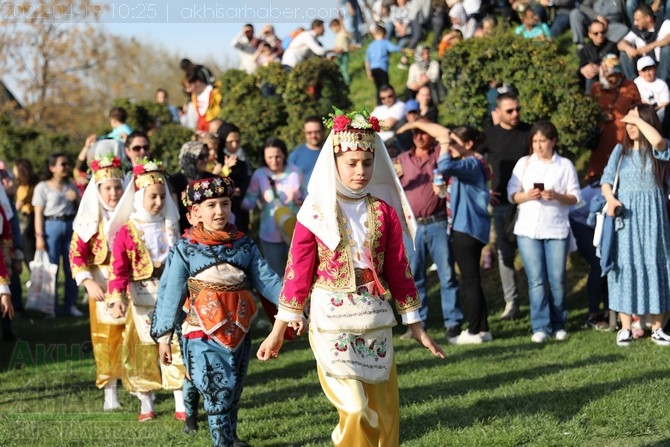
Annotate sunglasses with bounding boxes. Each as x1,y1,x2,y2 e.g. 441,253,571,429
504,107,521,114
130,145,149,152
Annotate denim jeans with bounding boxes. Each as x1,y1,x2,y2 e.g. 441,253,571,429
517,236,569,334
404,219,462,329
492,204,519,307
569,219,609,315
44,219,78,312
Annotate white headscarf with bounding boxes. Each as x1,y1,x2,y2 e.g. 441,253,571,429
297,131,416,251
0,186,12,236
107,171,180,247
73,176,124,243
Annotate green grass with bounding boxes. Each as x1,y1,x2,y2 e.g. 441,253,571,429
2,252,670,446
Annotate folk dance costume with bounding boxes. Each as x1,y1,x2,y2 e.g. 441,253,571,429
0,186,13,297
151,177,283,447
69,156,127,410
276,112,421,447
106,160,185,421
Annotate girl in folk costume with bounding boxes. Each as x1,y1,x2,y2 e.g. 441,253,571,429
0,186,15,322
106,159,185,421
151,176,290,447
69,155,127,410
257,108,445,447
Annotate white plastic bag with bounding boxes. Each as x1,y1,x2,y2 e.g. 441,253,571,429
25,250,58,317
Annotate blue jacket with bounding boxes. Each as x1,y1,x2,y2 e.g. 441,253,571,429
437,154,490,244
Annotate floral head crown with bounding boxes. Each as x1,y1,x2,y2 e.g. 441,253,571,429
90,154,123,183
183,176,236,208
132,158,165,190
323,107,380,154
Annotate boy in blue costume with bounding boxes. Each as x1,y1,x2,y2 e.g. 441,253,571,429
151,176,296,447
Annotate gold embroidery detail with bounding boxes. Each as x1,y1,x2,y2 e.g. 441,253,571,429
126,222,154,281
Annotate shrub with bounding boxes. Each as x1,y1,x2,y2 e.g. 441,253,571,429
440,32,601,157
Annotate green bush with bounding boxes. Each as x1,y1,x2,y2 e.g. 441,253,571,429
0,116,75,171
440,32,601,156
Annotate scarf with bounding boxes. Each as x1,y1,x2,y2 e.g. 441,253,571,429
188,222,242,246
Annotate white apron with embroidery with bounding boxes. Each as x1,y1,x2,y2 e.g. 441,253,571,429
310,281,396,383
130,278,160,344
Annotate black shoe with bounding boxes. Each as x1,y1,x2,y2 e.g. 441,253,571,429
182,415,198,435
234,438,250,447
445,325,461,340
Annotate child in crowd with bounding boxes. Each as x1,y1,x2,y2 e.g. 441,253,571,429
151,176,291,446
257,108,444,447
106,159,185,421
365,25,402,103
634,56,670,123
0,185,15,324
330,18,351,85
69,154,128,410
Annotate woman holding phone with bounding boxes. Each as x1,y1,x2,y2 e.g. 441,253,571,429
507,121,581,343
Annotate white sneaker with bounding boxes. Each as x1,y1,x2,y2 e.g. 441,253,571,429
479,331,493,342
500,303,519,320
69,306,84,317
553,330,567,341
428,263,437,272
531,332,548,343
455,331,483,345
651,328,670,346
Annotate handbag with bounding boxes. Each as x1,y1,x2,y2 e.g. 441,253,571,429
593,153,623,248
503,156,530,246
268,176,297,245
25,250,58,317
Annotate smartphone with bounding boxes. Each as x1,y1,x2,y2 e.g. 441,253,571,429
533,182,545,191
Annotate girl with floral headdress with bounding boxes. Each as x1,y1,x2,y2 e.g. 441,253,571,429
151,175,288,446
106,159,185,422
69,154,128,410
257,108,445,447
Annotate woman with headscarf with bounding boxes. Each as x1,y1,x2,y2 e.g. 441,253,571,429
69,154,129,410
106,159,185,422
405,45,441,101
169,140,211,232
216,123,251,232
257,108,445,447
449,2,477,39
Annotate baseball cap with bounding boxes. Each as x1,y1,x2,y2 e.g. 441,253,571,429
637,55,656,71
404,99,420,114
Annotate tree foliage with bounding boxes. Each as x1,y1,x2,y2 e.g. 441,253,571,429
440,31,601,156
219,58,350,166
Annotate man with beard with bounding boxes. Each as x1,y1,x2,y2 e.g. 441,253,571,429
481,92,532,321
579,20,619,93
618,4,670,82
587,54,641,180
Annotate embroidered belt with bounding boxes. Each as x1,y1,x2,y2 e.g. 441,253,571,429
415,211,447,225
354,268,375,286
187,277,248,294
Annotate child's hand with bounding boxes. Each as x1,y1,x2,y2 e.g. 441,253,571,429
408,322,445,359
0,294,14,319
84,279,106,302
110,301,127,319
257,320,288,360
289,317,307,336
159,343,172,366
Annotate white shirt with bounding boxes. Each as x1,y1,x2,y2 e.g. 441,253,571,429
634,76,670,121
371,101,405,142
507,153,582,240
622,20,670,61
231,30,259,74
281,30,326,68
